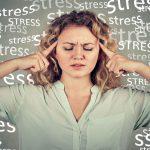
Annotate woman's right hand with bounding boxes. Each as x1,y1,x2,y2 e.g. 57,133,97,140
17,41,58,73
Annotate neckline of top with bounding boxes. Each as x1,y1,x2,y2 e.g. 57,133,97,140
53,80,100,94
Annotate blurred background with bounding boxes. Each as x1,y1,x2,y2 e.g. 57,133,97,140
0,0,150,150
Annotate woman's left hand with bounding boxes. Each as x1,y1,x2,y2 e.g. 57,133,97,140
99,42,139,77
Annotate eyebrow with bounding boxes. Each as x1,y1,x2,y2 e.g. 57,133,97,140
63,42,95,46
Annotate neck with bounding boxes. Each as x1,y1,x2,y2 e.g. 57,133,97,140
60,74,93,94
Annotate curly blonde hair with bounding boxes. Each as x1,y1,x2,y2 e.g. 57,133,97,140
33,10,121,95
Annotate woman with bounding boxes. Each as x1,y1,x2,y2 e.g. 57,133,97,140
0,10,149,150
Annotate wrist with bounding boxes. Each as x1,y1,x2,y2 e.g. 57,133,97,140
134,61,146,73
129,60,141,73
134,61,144,73
12,58,21,70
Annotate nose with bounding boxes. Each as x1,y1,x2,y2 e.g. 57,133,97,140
73,45,84,60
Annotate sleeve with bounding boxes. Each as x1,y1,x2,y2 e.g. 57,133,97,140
129,88,150,130
0,84,26,123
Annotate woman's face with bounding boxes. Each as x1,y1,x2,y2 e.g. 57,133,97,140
55,24,100,78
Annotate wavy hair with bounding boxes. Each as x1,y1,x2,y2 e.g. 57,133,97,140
32,10,121,95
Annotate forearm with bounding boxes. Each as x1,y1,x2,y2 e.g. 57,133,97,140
0,58,19,79
135,61,150,80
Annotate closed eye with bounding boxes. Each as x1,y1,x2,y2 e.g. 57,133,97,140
63,47,93,51
64,47,73,51
84,48,93,51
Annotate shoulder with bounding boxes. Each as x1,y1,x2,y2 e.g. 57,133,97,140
102,86,149,103
108,86,148,96
0,83,54,97
19,83,54,96
102,86,130,99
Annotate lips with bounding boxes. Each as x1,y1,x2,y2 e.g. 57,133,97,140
70,63,85,70
71,64,85,67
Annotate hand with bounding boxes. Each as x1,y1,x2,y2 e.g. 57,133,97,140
17,41,58,73
99,42,139,77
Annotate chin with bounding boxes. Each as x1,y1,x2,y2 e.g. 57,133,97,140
71,75,84,78
69,72,90,78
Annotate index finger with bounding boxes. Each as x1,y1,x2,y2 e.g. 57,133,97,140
42,41,58,56
99,42,115,59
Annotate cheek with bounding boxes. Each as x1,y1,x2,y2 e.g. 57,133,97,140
88,53,99,67
56,53,70,69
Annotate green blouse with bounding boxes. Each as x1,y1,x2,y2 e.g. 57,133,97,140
0,80,150,150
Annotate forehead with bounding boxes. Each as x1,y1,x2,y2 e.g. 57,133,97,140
58,25,97,43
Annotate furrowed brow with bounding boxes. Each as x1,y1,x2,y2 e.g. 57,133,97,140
63,42,76,45
63,42,94,46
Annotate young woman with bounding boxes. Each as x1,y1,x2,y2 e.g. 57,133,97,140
0,10,149,150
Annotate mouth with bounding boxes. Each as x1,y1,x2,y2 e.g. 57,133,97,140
70,64,85,69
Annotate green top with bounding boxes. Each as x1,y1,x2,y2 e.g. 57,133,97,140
0,80,150,150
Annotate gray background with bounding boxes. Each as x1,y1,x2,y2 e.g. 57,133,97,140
0,0,150,150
